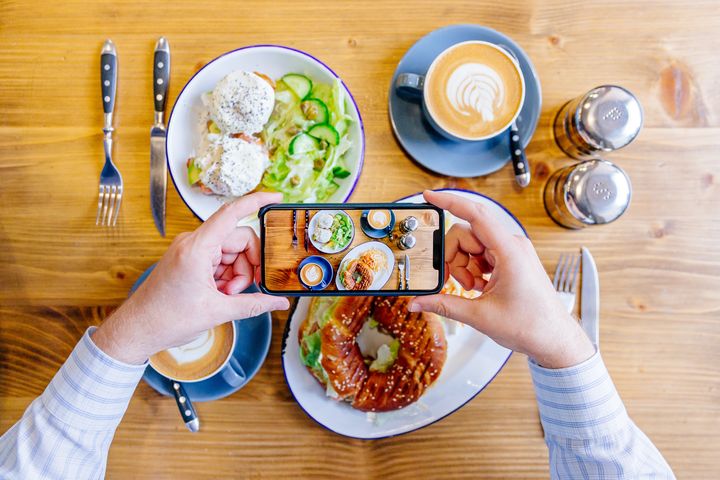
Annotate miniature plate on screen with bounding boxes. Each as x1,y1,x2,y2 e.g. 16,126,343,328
167,45,365,229
335,241,394,291
281,189,525,439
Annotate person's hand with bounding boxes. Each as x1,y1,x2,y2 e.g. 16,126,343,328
409,190,594,369
92,192,290,364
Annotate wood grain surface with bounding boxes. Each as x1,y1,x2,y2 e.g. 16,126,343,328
263,208,440,291
1,0,719,478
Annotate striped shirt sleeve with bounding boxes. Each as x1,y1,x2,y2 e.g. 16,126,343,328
0,327,146,479
529,351,675,479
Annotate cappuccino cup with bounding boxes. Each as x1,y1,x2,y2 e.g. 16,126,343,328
149,321,246,386
396,40,525,142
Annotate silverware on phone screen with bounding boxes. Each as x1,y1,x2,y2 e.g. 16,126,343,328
171,381,199,432
398,256,406,290
404,254,410,290
580,247,600,347
291,209,298,247
95,39,123,227
150,37,170,236
304,210,309,251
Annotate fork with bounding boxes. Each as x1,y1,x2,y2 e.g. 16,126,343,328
398,256,405,290
553,252,581,313
95,39,123,227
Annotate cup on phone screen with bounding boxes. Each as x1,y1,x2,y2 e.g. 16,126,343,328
395,40,525,142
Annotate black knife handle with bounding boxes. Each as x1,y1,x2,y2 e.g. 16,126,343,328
510,123,530,187
100,40,117,115
171,381,199,432
153,37,170,113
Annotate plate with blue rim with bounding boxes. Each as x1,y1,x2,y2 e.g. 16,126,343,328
281,188,525,439
388,24,542,178
131,264,272,402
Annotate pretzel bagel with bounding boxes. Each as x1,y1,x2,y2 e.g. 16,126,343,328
298,296,447,412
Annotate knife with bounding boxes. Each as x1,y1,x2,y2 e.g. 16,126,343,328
171,380,199,432
404,254,410,291
580,247,600,347
150,37,170,237
304,210,309,251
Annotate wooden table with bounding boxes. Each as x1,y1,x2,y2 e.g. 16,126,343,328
1,1,718,478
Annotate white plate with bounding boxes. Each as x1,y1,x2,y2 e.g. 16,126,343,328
334,241,394,290
167,45,365,225
308,210,354,254
282,189,526,439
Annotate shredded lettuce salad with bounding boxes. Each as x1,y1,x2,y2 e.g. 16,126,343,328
261,75,353,202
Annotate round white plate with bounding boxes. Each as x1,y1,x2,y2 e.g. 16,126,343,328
167,45,365,224
334,241,394,290
282,189,526,439
308,210,355,254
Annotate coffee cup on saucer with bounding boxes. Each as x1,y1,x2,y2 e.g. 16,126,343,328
298,255,333,290
361,209,396,238
395,40,526,143
149,322,246,387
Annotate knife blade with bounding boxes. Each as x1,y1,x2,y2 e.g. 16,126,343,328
150,37,170,237
404,254,410,290
580,246,600,347
304,210,309,251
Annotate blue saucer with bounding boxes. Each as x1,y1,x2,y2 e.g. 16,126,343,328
297,255,334,291
130,264,272,402
360,210,395,239
388,24,542,178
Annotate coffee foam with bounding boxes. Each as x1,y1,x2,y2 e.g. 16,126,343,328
166,330,215,365
425,42,524,140
302,263,322,284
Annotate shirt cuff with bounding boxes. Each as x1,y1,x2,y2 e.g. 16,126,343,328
529,350,629,440
40,327,147,431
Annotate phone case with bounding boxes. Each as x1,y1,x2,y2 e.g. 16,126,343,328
258,203,444,297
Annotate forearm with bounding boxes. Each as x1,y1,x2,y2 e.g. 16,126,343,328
0,328,146,479
530,351,675,479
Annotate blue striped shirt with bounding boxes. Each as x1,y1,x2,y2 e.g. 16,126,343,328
0,329,675,478
530,352,675,479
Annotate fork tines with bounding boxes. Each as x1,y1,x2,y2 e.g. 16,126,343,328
95,184,123,227
553,252,580,293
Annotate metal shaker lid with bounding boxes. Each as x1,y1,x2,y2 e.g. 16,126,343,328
565,159,632,225
576,85,643,151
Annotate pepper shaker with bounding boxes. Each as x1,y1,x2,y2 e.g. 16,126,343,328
554,85,643,160
544,159,632,229
399,216,419,234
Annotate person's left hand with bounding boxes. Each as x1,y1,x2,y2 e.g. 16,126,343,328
92,192,290,364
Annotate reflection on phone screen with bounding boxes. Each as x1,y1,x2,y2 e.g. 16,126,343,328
263,208,441,292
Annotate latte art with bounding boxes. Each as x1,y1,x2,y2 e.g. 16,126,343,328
446,63,505,122
423,41,524,140
167,330,215,364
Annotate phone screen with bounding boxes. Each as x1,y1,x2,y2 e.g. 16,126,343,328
260,204,444,296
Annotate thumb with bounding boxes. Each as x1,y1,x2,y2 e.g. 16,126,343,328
409,294,488,329
216,292,290,322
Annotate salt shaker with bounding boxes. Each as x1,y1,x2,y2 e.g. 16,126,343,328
398,233,416,250
554,85,643,160
544,159,632,229
399,216,419,234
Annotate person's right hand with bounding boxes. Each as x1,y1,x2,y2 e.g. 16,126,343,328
409,190,595,369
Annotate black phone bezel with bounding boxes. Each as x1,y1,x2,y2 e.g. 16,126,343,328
258,202,444,297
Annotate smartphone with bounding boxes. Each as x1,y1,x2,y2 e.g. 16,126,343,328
259,203,444,296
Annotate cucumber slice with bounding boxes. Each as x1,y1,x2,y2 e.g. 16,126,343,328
301,98,329,124
307,123,340,146
187,160,202,185
289,133,318,155
282,74,313,100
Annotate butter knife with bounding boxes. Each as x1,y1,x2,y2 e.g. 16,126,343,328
150,37,170,237
304,210,309,251
580,247,600,347
404,254,410,290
